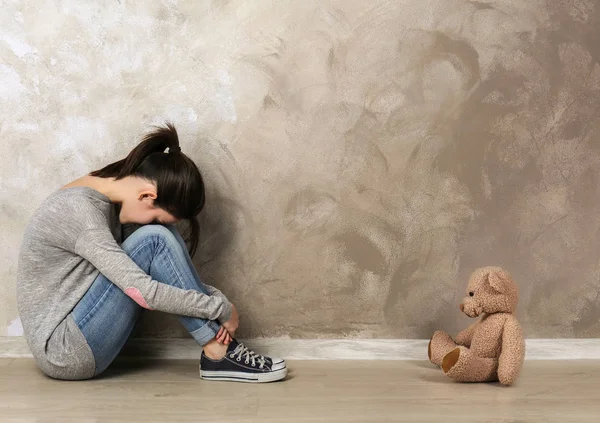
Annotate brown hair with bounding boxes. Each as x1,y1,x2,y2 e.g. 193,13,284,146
91,122,205,256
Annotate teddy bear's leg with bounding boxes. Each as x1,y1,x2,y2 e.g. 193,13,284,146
441,346,498,383
428,331,458,366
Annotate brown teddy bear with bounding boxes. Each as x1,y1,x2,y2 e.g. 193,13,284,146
428,266,525,385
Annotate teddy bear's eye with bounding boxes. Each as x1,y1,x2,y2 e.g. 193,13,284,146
469,291,474,297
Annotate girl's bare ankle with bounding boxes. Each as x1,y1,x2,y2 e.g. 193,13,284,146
203,339,228,360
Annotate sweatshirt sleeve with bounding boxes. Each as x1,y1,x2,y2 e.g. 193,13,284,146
74,227,233,323
204,284,230,304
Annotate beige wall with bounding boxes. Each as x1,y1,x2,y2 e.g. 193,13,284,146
2,0,600,340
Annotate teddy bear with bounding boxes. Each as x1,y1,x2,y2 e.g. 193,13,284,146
428,266,525,385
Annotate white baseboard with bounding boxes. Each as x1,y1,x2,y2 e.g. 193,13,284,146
1,336,599,360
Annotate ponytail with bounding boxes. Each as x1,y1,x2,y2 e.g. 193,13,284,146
90,123,205,257
91,122,181,179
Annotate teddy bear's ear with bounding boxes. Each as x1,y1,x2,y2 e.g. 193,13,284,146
487,268,512,294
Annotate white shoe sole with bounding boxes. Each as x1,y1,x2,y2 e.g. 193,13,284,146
200,366,288,383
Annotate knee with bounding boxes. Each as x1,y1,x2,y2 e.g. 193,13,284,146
121,224,185,258
128,224,178,246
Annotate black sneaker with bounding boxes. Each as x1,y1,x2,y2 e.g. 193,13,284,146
200,340,287,383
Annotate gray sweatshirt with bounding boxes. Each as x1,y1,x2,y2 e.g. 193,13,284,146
16,186,232,380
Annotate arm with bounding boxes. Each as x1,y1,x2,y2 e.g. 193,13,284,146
204,284,229,303
454,321,478,346
498,315,525,385
75,228,232,322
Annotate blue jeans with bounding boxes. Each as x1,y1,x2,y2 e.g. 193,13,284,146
71,225,221,375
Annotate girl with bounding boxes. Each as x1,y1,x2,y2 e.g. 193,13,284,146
16,123,286,383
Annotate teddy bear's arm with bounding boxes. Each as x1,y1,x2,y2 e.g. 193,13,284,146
498,315,526,385
454,321,478,346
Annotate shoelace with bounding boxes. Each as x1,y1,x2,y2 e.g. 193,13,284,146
229,343,267,369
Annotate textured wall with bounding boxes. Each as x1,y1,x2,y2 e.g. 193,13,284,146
2,0,600,340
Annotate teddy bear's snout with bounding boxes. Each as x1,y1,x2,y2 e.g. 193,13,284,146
460,298,482,317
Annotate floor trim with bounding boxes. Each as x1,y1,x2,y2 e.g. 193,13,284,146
2,336,599,360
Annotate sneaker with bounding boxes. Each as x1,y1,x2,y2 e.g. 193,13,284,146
200,339,287,383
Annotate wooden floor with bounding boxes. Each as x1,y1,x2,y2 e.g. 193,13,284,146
1,359,599,422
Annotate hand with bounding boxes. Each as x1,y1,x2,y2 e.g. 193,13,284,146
216,326,232,345
222,304,239,337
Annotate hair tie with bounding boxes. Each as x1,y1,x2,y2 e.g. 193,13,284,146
170,146,181,153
